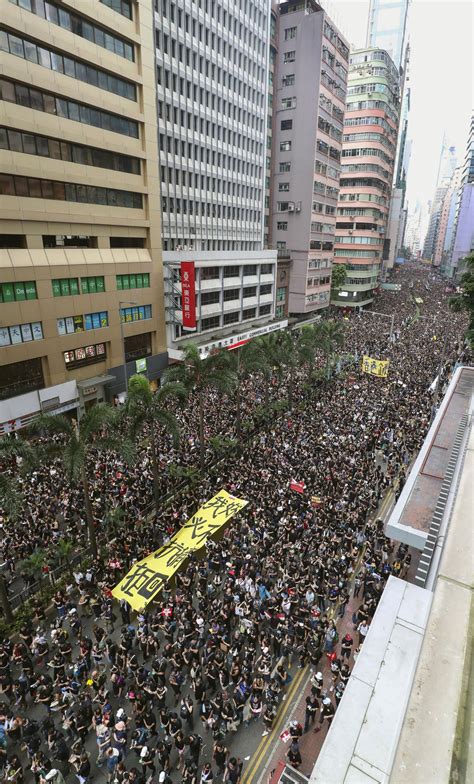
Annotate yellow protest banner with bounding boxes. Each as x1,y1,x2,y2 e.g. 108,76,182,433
112,490,247,611
361,355,390,378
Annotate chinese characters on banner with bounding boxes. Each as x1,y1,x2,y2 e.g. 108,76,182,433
112,490,248,611
181,260,196,331
361,355,390,378
290,479,305,494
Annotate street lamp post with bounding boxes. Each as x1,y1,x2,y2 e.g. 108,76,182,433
119,300,138,398
360,310,395,339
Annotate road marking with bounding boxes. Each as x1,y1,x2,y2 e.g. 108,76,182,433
379,487,395,521
241,665,306,784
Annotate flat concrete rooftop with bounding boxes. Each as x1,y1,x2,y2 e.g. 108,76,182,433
386,366,474,549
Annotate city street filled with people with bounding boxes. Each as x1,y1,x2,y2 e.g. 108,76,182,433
0,264,470,784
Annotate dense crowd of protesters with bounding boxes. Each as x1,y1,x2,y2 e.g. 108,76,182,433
0,265,470,783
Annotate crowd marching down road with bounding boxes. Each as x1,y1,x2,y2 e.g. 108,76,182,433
0,264,470,784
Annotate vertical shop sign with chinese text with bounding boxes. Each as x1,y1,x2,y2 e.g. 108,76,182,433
181,261,196,331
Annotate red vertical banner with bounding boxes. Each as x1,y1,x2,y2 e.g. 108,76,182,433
180,261,196,331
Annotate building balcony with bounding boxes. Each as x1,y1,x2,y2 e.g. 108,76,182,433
331,289,376,307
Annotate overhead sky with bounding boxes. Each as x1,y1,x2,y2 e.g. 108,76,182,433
319,0,473,210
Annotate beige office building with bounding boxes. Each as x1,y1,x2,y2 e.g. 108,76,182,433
0,0,166,430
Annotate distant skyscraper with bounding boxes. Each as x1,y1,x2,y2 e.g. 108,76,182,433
366,0,410,72
445,111,474,278
461,110,474,184
436,134,458,188
366,1,410,274
437,167,463,272
422,186,448,261
422,137,458,262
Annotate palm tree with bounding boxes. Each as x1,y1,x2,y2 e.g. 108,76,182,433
164,345,236,471
0,572,13,624
0,437,36,523
104,505,126,538
278,329,315,408
27,405,135,559
125,373,187,514
228,341,268,441
255,332,286,409
314,320,345,380
56,538,75,580
22,549,47,595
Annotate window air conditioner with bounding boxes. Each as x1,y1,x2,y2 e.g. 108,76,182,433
288,203,295,212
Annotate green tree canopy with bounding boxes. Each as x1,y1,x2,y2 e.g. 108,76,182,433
27,404,135,558
449,252,474,348
331,264,347,291
125,373,187,513
163,345,236,470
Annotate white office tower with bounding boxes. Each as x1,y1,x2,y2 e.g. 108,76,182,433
154,0,281,357
155,0,270,252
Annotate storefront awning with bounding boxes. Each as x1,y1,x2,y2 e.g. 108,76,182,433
76,375,115,388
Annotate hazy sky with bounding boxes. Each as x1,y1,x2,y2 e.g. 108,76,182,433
319,0,473,210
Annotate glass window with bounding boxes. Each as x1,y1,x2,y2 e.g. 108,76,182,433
36,136,50,156
23,39,38,63
38,47,51,67
73,315,84,332
1,283,15,302
25,281,37,299
9,35,25,57
41,180,54,199
13,282,26,301
45,3,59,23
50,52,63,72
9,325,23,345
63,57,75,77
0,31,9,53
8,131,23,152
0,328,11,347
21,133,36,155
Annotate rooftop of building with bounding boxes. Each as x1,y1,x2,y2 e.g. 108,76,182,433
310,365,474,784
386,365,474,550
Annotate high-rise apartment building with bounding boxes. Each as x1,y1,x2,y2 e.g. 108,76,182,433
404,201,421,258
422,186,448,262
422,137,458,262
461,111,474,184
434,167,462,268
444,111,474,279
155,0,270,252
332,47,399,308
0,0,166,430
270,0,349,317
